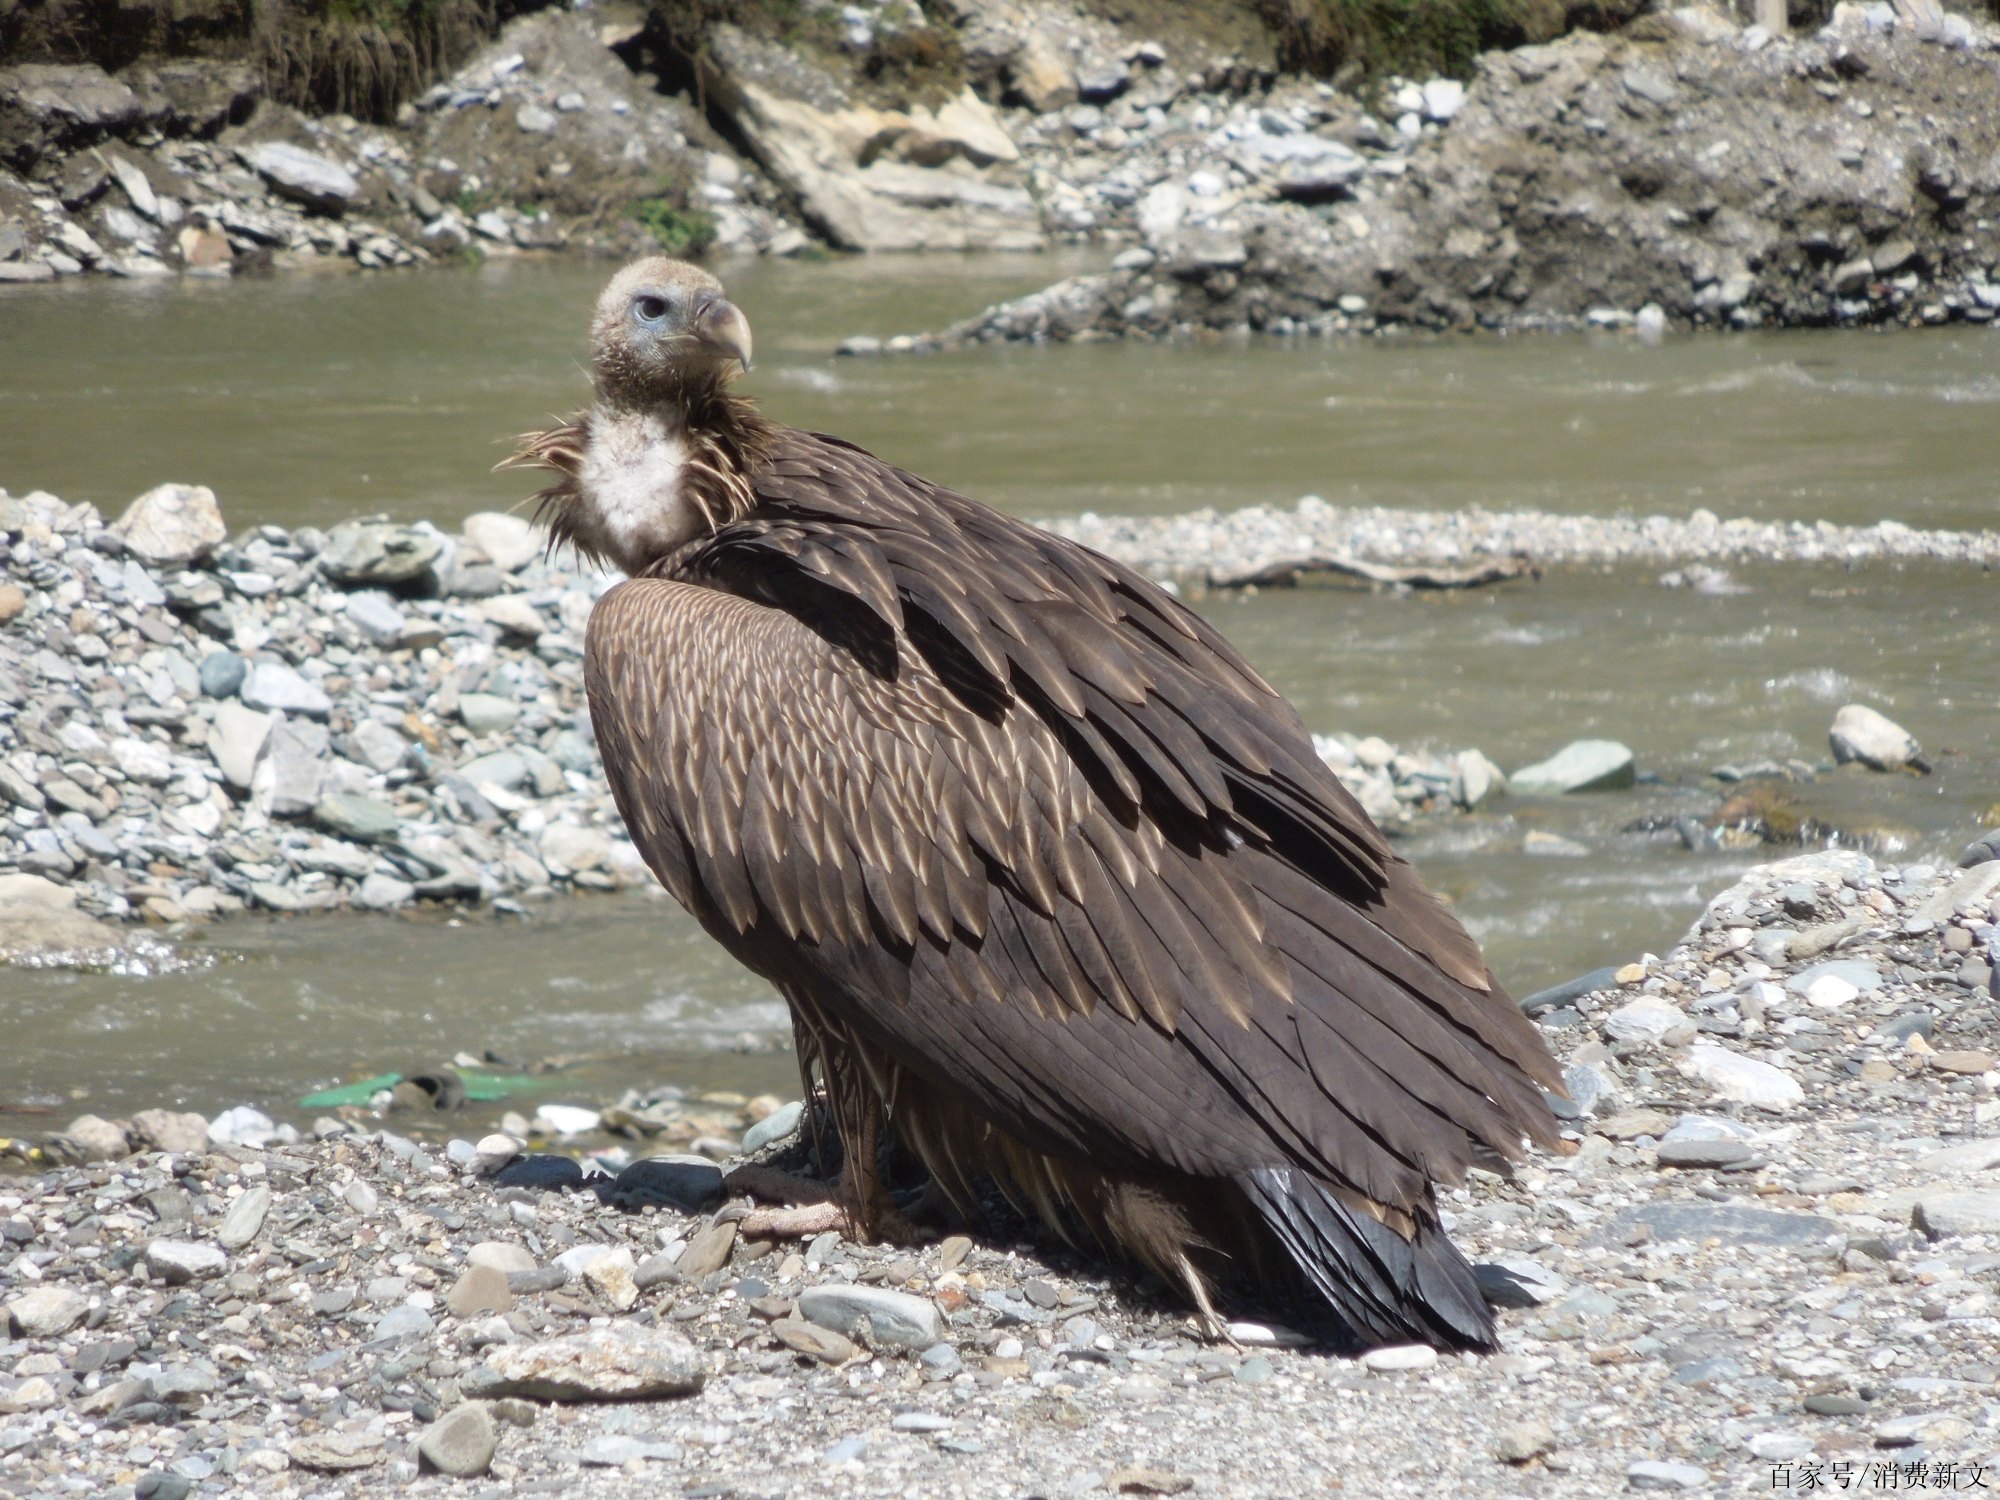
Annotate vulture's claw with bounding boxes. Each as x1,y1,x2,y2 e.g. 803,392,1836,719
726,1163,936,1248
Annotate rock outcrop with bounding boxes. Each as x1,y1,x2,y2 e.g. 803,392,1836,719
699,24,1045,253
898,6,2000,343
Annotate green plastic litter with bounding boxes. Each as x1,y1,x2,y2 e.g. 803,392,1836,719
299,1069,545,1109
299,1073,404,1109
459,1071,542,1101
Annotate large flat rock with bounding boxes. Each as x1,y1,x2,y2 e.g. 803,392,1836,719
705,26,1044,253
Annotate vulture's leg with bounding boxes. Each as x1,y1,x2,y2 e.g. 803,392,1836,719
730,1095,934,1245
731,997,932,1246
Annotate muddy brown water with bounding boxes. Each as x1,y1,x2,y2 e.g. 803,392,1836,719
3,255,1997,1137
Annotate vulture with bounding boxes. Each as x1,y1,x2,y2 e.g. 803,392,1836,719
513,257,1564,1351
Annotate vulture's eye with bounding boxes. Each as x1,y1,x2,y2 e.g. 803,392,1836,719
633,294,670,324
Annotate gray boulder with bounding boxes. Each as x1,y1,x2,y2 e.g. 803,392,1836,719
240,142,359,212
320,521,443,586
1509,739,1636,794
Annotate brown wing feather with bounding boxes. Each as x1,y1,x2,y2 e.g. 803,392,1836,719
588,506,1559,1226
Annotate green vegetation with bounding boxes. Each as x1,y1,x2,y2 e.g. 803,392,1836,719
258,0,497,120
632,197,717,258
1256,0,1554,84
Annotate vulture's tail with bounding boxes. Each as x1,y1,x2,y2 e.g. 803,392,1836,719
1238,1166,1497,1352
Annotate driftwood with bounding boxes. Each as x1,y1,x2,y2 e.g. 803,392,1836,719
1207,551,1538,590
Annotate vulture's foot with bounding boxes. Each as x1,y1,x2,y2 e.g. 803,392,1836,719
722,1163,836,1209
1188,1311,1241,1348
726,1164,935,1247
738,1200,859,1239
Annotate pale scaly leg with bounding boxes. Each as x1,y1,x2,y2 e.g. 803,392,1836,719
729,1094,933,1246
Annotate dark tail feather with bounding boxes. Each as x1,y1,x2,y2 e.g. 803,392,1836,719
1239,1166,1497,1352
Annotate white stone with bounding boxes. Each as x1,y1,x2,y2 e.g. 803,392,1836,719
1829,704,1924,772
5,1287,91,1338
1918,1137,2000,1173
242,661,332,718
1681,1044,1803,1111
1360,1343,1438,1372
795,1285,943,1350
467,1240,537,1273
539,823,612,876
1137,181,1187,243
111,736,174,783
1913,1190,2000,1239
208,1105,279,1147
1603,996,1684,1046
1420,78,1466,121
462,511,542,572
1510,739,1636,794
207,702,272,790
1803,974,1859,1009
145,1239,228,1283
535,1104,600,1136
112,483,226,565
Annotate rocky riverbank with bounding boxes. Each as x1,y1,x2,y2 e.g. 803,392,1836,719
0,482,1539,954
1,847,1997,1498
875,6,2000,347
8,0,2000,343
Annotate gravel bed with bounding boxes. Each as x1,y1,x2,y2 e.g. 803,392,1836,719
1051,496,2000,582
0,484,1510,949
2,850,1997,1497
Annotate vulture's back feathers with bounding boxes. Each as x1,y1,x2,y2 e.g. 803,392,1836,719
584,423,1563,1348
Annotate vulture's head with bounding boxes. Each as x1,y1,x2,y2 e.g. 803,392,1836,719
590,256,754,406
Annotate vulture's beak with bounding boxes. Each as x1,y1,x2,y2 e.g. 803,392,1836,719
694,292,753,373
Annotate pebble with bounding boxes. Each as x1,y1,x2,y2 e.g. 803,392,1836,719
467,1240,537,1274
673,1220,738,1279
471,1322,708,1401
1604,996,1685,1046
1655,1137,1754,1169
375,1303,435,1340
1680,1044,1803,1111
1626,1459,1708,1489
143,1239,227,1283
1912,1191,2000,1239
1493,1419,1556,1463
1829,703,1926,773
417,1402,498,1476
741,1099,804,1153
1359,1343,1438,1373
1929,1049,1994,1075
4,1287,90,1338
288,1430,385,1471
446,1263,515,1316
575,1434,682,1465
215,1183,271,1249
240,659,332,717
1747,1431,1814,1462
535,1103,601,1136
797,1285,945,1351
1874,1412,1973,1448
772,1318,858,1364
207,1104,280,1146
581,1247,640,1310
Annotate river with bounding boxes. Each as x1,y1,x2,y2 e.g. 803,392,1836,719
2,253,1995,1138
